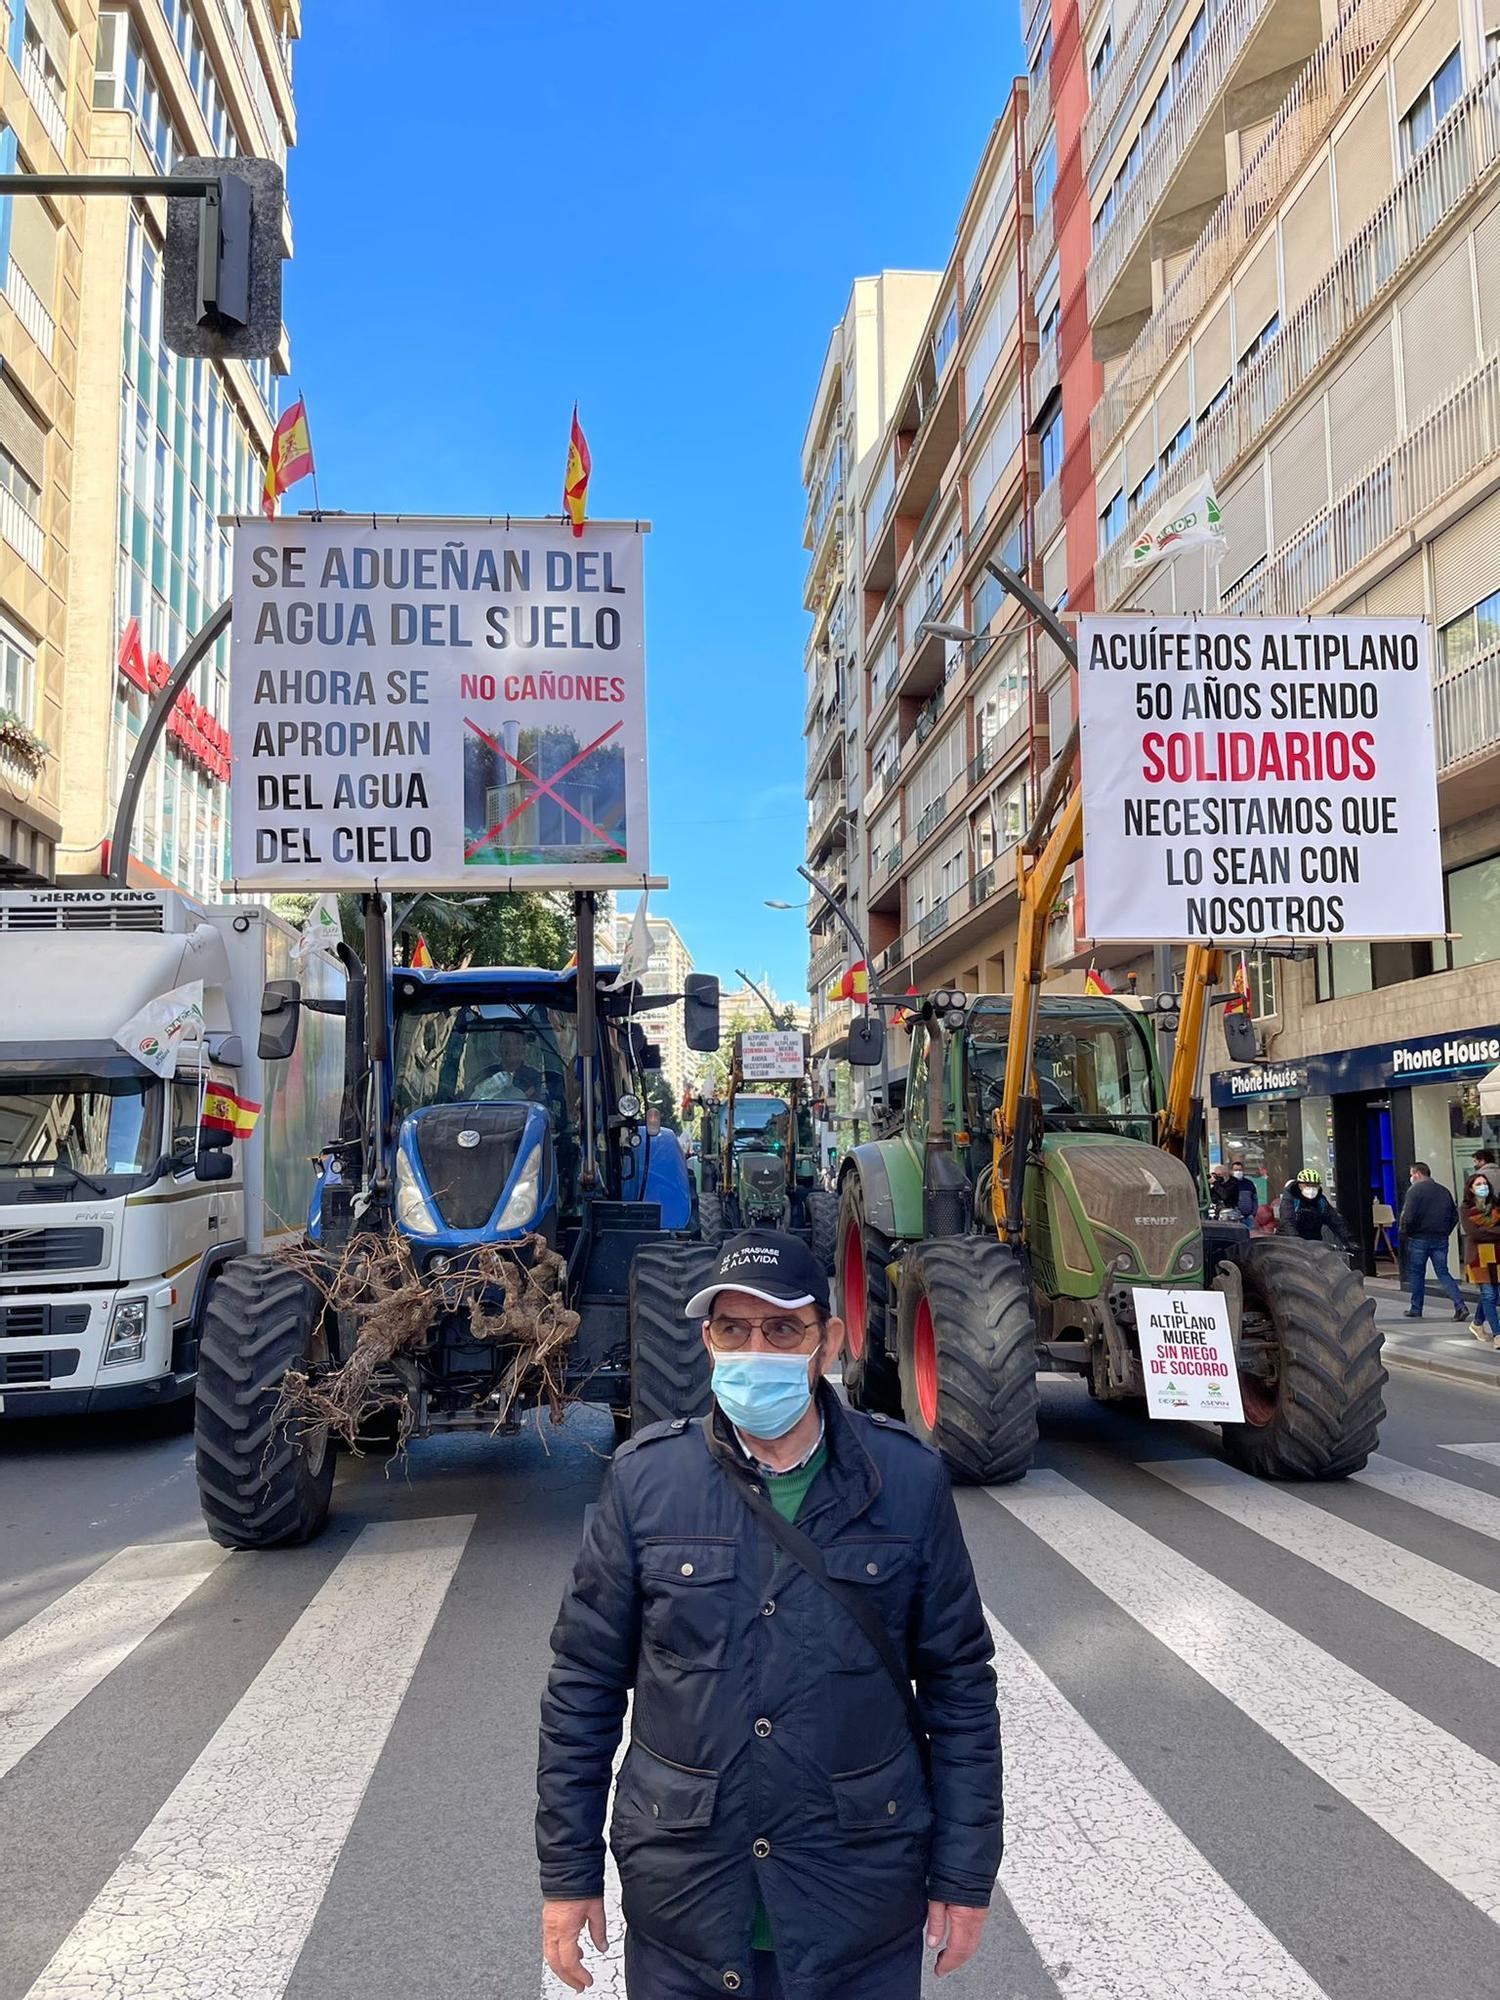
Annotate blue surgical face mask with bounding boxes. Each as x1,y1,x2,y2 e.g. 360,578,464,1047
710,1351,816,1439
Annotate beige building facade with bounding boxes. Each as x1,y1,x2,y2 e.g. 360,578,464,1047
1083,0,1500,1246
0,0,297,897
619,910,696,1115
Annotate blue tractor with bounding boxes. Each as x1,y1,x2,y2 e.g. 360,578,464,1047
193,892,724,1548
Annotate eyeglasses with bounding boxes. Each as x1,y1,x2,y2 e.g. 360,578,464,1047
707,1313,823,1352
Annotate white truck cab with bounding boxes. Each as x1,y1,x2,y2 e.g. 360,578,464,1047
0,888,344,1419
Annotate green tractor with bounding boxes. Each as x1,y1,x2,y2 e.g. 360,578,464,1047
835,984,1384,1485
696,1035,838,1271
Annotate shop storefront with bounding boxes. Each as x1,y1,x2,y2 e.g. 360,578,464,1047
1211,1025,1500,1269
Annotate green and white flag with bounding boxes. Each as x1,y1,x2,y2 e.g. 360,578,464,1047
1123,474,1226,569
113,980,205,1078
293,893,341,962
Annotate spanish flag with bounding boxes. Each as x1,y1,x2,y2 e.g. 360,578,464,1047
1083,964,1113,996
202,1084,261,1139
262,397,315,519
1229,951,1252,1016
563,404,591,539
829,961,871,1004
410,935,434,969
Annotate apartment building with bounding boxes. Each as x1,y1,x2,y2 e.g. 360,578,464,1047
855,100,1050,1047
618,909,696,1114
801,271,939,1135
0,1,296,897
1082,0,1500,1248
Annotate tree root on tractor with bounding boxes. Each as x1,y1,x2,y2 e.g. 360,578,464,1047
273,1232,580,1451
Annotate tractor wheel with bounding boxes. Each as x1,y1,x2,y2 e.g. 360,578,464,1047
807,1189,838,1275
697,1191,728,1243
835,1177,901,1414
194,1256,336,1550
628,1238,719,1432
896,1236,1039,1485
1219,1238,1386,1479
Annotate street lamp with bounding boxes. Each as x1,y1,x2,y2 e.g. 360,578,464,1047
733,967,792,1032
914,619,979,645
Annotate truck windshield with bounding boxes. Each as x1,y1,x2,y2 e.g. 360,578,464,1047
969,1014,1157,1139
731,1096,790,1151
392,1003,582,1128
0,1069,162,1181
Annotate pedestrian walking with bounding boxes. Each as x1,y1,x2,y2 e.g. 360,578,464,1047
1399,1162,1467,1321
1460,1167,1500,1347
1464,1149,1497,1333
537,1228,1002,2000
1277,1168,1353,1251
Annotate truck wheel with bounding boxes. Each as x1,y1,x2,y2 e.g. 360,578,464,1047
194,1256,335,1550
896,1237,1039,1484
807,1189,838,1275
628,1238,719,1432
1220,1239,1386,1479
697,1191,728,1243
835,1177,901,1414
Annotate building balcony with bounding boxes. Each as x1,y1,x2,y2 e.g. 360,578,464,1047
1436,635,1500,779
810,999,853,1055
3,258,55,360
1085,0,1173,169
18,42,68,158
804,705,844,794
912,684,945,749
911,788,950,850
1087,0,1284,333
1030,331,1061,415
1097,66,1500,609
0,483,44,572
1227,342,1500,632
1026,62,1051,162
1092,0,1413,460
803,649,837,730
1027,192,1056,297
1034,473,1062,552
809,934,846,989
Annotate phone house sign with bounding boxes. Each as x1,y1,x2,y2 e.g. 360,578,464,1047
1211,1024,1500,1105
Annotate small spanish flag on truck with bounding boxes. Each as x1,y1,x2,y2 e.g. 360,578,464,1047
202,1084,262,1139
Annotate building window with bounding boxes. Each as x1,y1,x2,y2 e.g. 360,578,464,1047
1238,314,1281,372
1089,29,1113,92
1029,23,1052,84
1038,299,1060,352
1129,464,1159,512
1446,854,1500,970
0,616,37,725
1033,131,1057,212
0,448,42,523
1100,487,1126,546
1246,954,1277,1019
1172,7,1207,87
1314,942,1374,1000
1439,588,1500,673
1198,379,1231,425
1159,418,1193,473
1039,404,1064,487
932,295,959,379
1401,46,1464,162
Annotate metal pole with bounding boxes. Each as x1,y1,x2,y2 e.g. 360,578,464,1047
362,891,390,1193
733,967,789,1031
796,862,891,1124
0,174,221,197
108,596,232,884
575,890,598,1190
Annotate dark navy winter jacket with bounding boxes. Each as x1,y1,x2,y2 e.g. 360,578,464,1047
536,1384,1002,2000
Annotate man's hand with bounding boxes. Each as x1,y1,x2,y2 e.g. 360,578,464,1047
926,1900,988,1977
542,1897,607,1993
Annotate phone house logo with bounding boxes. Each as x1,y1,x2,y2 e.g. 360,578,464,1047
1229,1065,1305,1097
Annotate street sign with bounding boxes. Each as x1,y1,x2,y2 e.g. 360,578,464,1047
740,1030,805,1080
1077,615,1443,943
1137,1288,1245,1422
228,518,650,889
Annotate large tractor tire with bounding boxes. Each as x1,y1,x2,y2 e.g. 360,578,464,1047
895,1236,1039,1484
835,1177,901,1415
1220,1238,1386,1479
194,1256,335,1550
806,1189,838,1275
697,1191,728,1243
628,1237,719,1432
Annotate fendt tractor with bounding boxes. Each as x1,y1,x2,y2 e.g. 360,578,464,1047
831,749,1386,1486
695,1034,838,1269
190,891,725,1548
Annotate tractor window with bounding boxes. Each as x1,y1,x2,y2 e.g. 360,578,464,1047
730,1095,790,1152
969,1011,1157,1138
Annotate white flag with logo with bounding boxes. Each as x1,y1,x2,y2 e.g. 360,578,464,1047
1123,473,1227,569
113,980,205,1078
293,893,341,961
608,895,652,993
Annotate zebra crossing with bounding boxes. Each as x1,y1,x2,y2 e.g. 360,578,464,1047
3,1433,1500,2000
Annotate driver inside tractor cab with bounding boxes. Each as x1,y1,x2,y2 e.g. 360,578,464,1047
966,1006,1157,1140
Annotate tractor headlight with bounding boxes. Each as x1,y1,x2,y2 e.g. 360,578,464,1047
618,1092,642,1120
103,1295,149,1366
496,1143,543,1232
1177,1250,1196,1271
394,1149,440,1237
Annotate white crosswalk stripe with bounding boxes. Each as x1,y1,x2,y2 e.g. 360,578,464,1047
1440,1441,1500,1467
985,1608,1329,2000
1143,1457,1500,1669
1354,1451,1500,1542
22,1515,473,2000
0,1540,228,1784
987,1469,1500,1921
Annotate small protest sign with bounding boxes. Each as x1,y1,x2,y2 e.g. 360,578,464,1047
1136,1288,1245,1422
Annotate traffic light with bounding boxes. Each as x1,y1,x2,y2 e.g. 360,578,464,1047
164,156,285,361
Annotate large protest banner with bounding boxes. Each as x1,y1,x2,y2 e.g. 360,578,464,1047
228,519,649,889
1078,616,1443,943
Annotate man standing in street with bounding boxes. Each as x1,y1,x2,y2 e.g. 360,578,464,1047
1400,1162,1467,1320
537,1229,1002,1999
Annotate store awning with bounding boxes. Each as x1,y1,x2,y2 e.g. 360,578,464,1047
1480,1064,1500,1116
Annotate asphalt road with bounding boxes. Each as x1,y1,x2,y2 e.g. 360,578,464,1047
2,1357,1499,2000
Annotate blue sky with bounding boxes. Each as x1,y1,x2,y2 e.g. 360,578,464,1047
287,1,1023,999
